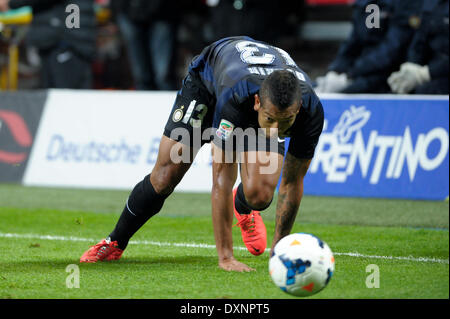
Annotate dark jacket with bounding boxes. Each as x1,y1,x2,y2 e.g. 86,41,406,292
408,0,449,80
329,0,423,79
9,0,96,61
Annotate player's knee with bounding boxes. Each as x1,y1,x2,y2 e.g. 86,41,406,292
150,169,178,195
244,185,274,211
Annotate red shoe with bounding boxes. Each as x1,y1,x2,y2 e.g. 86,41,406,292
80,238,124,263
233,187,267,256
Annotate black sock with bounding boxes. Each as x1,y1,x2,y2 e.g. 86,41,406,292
234,183,252,215
109,174,170,250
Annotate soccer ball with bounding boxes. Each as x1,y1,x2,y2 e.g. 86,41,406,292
269,233,335,297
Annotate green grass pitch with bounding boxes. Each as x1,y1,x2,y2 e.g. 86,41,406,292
0,183,448,299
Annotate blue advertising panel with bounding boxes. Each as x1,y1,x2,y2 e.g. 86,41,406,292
284,95,449,200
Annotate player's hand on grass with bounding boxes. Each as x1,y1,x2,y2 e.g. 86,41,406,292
219,257,255,272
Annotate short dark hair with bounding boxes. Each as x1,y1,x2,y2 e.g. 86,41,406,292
260,70,302,110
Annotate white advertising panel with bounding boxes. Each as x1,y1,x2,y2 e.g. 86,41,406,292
23,89,214,192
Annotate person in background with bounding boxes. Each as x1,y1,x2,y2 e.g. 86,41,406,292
0,0,96,89
110,0,179,90
388,0,449,95
316,0,423,94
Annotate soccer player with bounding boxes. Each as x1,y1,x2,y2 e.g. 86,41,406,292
80,36,324,272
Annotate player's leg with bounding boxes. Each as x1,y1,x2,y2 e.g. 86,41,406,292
233,141,285,256
80,71,214,263
80,136,198,263
107,136,197,248
238,150,284,210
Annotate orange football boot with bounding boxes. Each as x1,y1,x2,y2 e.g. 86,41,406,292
233,187,267,256
80,238,123,263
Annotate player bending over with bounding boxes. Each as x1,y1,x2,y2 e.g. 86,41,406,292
80,36,324,272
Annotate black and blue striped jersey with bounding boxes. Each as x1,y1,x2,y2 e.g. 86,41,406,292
186,36,324,159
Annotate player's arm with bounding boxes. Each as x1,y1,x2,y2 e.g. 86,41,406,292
211,143,255,272
270,96,324,253
271,152,311,253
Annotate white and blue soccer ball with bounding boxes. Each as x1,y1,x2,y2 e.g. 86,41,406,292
269,233,335,297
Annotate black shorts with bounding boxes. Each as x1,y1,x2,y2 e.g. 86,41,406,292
163,72,285,155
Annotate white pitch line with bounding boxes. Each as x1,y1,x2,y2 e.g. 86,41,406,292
0,232,448,265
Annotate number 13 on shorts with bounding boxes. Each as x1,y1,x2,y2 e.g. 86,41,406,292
182,100,208,128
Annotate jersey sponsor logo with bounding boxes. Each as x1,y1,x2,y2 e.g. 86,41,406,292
216,119,235,141
310,105,449,185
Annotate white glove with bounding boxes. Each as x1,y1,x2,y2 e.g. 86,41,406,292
315,71,350,93
315,74,327,93
388,62,430,94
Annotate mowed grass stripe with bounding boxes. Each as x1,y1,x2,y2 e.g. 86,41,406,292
1,184,448,229
0,207,448,299
0,232,448,264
